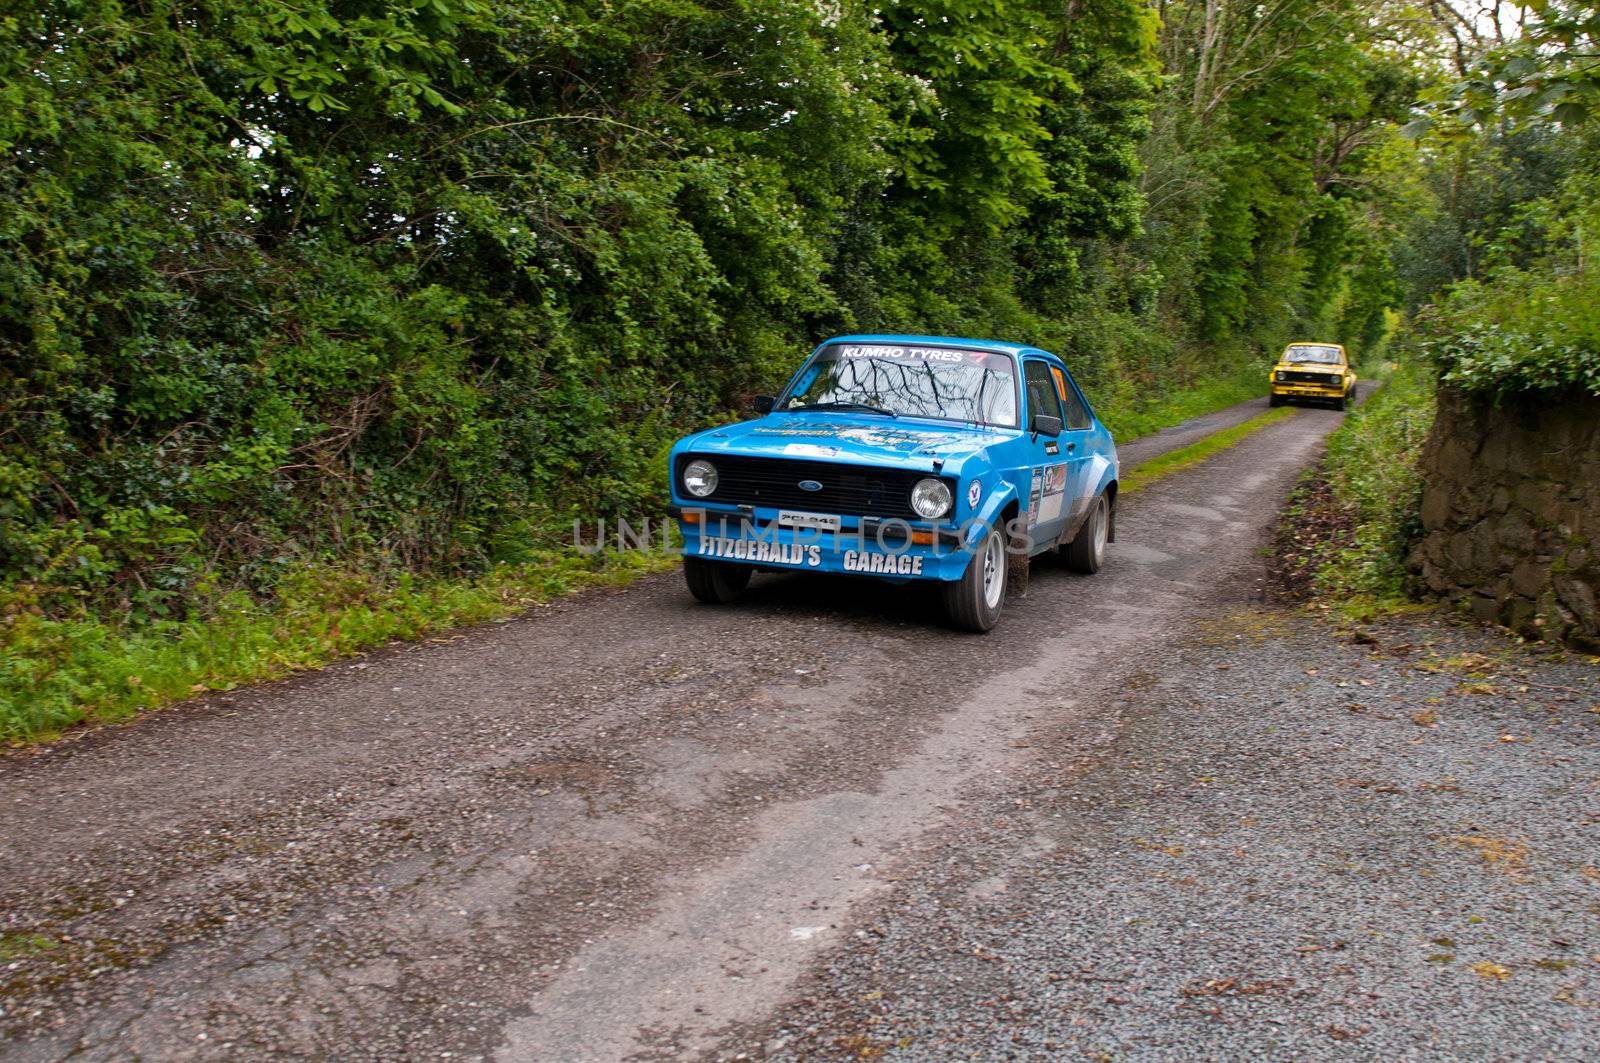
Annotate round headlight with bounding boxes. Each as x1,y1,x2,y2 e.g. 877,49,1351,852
911,478,953,519
1275,370,1286,381
683,459,718,498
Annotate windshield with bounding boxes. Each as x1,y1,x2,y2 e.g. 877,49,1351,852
1284,344,1343,365
781,344,1019,427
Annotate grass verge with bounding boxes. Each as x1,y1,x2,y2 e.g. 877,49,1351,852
1120,406,1297,495
2,548,677,745
1271,358,1437,617
1095,362,1266,443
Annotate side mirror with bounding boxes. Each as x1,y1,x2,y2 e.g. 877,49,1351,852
1030,412,1063,438
752,395,776,415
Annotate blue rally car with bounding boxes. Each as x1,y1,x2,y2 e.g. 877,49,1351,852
667,335,1118,631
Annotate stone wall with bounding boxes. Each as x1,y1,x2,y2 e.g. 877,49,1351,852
1409,386,1600,651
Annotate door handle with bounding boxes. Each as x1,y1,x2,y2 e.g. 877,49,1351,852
1065,442,1076,453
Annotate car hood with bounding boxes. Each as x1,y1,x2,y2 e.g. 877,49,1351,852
686,414,1013,471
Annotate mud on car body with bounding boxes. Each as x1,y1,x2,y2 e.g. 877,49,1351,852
667,335,1119,631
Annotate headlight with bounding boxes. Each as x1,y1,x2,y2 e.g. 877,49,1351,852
1275,370,1286,381
682,459,718,498
911,478,953,519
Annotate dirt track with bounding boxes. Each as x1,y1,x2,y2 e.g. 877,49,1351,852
3,402,1360,1061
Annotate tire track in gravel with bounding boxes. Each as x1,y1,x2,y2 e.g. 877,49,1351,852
1,404,1345,1063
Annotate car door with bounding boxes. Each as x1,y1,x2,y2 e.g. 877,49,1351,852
1049,362,1097,537
1021,359,1072,550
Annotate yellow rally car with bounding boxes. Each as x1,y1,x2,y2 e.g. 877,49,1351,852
1268,342,1357,410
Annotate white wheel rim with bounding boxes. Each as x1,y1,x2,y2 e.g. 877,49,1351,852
981,532,1004,609
1092,498,1107,564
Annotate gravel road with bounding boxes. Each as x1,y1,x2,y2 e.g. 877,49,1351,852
724,611,1600,1062
9,397,1584,1063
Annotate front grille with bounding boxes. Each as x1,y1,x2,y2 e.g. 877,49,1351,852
1282,370,1340,385
679,454,948,521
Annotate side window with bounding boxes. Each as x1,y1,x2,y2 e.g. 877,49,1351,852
1024,361,1063,424
1054,368,1092,430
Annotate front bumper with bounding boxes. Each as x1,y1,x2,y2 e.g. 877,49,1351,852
1271,382,1345,398
668,505,976,582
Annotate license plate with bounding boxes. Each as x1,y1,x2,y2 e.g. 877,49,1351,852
777,510,841,532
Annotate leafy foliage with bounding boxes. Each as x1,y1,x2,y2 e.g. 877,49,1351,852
1276,357,1437,607
1417,138,1600,398
0,1,1443,739
2,0,1407,630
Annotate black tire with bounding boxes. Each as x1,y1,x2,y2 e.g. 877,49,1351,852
1334,391,1348,411
1062,493,1109,575
1268,393,1283,408
943,525,1007,633
683,558,752,604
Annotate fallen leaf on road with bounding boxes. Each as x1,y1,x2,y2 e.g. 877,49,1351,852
1412,709,1438,727
1471,961,1511,981
1449,835,1530,876
1181,977,1293,997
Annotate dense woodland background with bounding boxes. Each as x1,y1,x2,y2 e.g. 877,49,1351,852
1,2,1597,734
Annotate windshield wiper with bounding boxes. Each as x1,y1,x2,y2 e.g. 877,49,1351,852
793,401,898,418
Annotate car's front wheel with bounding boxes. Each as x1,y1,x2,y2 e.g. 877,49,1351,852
683,558,752,604
1269,393,1284,408
943,525,1007,632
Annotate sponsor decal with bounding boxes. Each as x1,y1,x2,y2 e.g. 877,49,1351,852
1027,463,1069,526
1045,441,1059,456
783,442,839,457
757,424,851,438
753,422,965,454
842,551,924,576
698,537,821,567
836,344,993,367
694,533,924,576
1041,463,1067,497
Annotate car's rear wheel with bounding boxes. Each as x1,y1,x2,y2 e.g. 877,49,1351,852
1062,493,1109,574
943,525,1006,632
683,558,752,604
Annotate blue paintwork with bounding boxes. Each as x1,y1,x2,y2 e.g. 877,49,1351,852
668,334,1118,583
